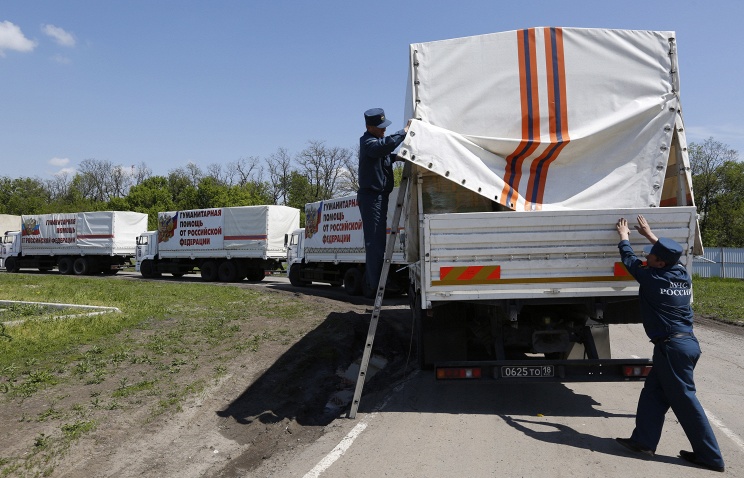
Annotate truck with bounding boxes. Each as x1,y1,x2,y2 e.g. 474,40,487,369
285,190,408,295
135,205,299,281
396,27,701,381
1,211,147,274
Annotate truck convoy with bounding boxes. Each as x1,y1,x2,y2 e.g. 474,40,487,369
136,205,299,281
394,27,701,381
286,189,408,295
1,211,147,275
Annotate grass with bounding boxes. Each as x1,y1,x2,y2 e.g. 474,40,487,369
0,273,317,478
693,276,744,324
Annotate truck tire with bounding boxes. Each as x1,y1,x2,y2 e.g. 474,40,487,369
246,267,265,282
140,260,155,278
218,260,239,282
288,264,308,287
343,268,363,296
200,261,218,281
4,257,20,273
73,257,91,275
58,257,74,275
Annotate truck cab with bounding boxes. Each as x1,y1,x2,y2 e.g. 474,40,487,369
285,228,304,269
0,231,21,271
135,231,159,273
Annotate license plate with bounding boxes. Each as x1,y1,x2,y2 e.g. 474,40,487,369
500,365,554,378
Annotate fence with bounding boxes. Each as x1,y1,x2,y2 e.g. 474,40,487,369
692,248,744,279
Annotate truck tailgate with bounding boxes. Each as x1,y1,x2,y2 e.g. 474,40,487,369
422,206,697,302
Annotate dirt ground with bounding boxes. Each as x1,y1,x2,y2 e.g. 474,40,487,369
1,283,415,478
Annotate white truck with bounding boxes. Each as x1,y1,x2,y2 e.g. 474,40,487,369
135,205,299,281
397,27,701,381
1,211,147,275
285,190,408,295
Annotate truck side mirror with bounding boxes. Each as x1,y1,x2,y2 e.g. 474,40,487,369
284,233,289,247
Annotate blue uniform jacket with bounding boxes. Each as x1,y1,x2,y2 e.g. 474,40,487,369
618,239,694,340
358,129,406,194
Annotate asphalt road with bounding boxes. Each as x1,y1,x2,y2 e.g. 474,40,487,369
112,270,744,476
256,319,744,477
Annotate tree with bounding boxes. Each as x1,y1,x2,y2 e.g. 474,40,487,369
266,148,294,205
295,141,353,200
122,176,177,230
698,160,744,247
688,137,739,237
687,137,743,247
0,177,51,215
226,156,262,188
286,171,313,218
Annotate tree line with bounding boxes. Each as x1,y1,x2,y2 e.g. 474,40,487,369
1,137,741,246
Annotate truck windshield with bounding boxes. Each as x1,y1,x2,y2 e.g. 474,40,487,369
136,236,149,245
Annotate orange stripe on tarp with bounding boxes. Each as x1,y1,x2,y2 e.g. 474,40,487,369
501,28,540,210
525,27,570,211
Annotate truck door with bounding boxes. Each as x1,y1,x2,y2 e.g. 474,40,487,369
286,230,304,265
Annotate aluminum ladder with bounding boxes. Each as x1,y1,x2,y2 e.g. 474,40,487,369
347,160,411,419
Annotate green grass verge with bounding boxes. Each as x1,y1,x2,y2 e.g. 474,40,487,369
0,273,314,477
693,276,744,324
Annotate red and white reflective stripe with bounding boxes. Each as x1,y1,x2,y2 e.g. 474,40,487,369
439,265,501,282
433,263,636,286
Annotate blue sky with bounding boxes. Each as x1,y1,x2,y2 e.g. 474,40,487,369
1,0,742,180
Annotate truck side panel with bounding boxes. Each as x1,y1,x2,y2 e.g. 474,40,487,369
421,207,697,304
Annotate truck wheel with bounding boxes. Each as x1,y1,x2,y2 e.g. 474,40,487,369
4,257,20,273
218,261,239,282
140,260,155,278
73,257,90,275
200,261,218,281
288,264,308,287
58,257,74,275
344,268,363,296
246,268,265,282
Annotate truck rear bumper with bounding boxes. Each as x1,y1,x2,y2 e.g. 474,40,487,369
435,358,652,382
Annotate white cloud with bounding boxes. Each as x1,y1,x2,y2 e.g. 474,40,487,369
49,157,70,167
55,167,77,176
0,21,37,57
42,24,75,47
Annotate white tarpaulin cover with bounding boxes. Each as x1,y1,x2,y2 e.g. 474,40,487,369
157,206,299,255
401,27,692,212
20,211,146,254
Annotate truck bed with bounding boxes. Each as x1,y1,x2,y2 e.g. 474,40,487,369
421,206,697,304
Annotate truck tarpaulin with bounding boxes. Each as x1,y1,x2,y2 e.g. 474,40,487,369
401,27,694,216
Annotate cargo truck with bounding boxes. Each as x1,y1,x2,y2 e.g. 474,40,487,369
135,205,299,281
1,211,147,274
398,27,701,381
285,189,408,295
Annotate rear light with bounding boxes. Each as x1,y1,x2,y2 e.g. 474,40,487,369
623,365,652,377
436,367,482,379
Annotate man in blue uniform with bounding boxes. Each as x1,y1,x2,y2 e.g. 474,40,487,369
358,108,411,298
614,215,724,472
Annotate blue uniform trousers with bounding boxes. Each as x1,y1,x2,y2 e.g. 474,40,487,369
357,189,388,292
631,335,724,468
